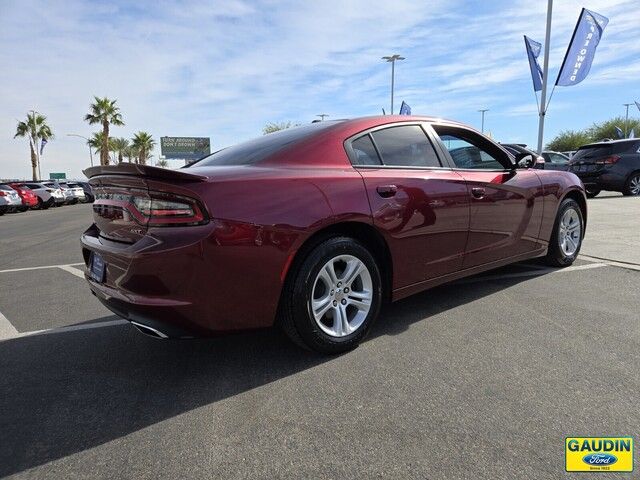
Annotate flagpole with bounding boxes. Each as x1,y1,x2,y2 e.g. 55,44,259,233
623,103,632,137
536,0,553,155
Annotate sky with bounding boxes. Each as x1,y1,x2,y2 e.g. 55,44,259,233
1,0,639,179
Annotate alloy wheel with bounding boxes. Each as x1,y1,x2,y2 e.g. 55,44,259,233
629,175,640,195
558,207,582,256
310,254,373,337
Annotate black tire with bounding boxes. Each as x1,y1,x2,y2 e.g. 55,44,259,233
622,172,640,196
0,207,6,216
585,187,600,198
279,237,383,354
543,198,584,267
18,206,28,212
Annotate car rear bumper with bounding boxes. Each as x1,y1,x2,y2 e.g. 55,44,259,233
571,170,626,191
80,221,285,337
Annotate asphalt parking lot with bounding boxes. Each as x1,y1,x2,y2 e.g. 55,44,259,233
1,194,639,479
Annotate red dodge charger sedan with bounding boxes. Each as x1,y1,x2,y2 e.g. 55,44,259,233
81,116,586,353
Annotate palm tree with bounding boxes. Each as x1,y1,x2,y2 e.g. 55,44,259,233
124,145,138,163
157,158,169,168
84,96,124,166
87,132,114,164
111,137,129,163
131,131,155,165
14,112,54,181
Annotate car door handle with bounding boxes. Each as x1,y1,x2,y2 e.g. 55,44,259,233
376,185,397,198
471,187,485,199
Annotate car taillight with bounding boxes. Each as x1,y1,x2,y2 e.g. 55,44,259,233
595,155,620,165
131,191,206,226
0,191,6,196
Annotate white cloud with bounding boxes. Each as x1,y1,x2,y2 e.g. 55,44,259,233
1,0,639,179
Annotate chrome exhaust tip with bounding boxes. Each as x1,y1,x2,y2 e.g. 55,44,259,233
131,321,169,339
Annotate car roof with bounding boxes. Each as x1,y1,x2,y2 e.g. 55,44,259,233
580,138,639,148
190,115,482,170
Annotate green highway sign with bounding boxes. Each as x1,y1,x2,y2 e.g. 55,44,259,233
160,137,211,160
49,172,66,180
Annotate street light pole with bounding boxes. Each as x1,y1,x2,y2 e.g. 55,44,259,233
67,134,94,167
478,109,489,133
623,103,633,137
382,54,405,114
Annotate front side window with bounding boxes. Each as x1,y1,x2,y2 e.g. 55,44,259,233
370,125,441,168
432,126,509,170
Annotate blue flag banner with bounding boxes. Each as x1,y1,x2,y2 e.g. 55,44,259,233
556,8,609,87
615,126,624,139
635,101,640,113
40,138,48,155
524,35,543,92
399,101,411,115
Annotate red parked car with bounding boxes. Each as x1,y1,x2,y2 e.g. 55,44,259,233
81,116,587,353
8,183,38,211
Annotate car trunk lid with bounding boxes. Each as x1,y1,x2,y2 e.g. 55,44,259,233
568,145,614,174
84,164,208,244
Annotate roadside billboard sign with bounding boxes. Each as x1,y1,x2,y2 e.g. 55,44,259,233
160,137,211,160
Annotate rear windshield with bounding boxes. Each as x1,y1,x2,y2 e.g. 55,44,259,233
573,145,612,160
190,121,341,167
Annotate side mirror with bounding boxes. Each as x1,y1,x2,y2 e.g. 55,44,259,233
514,153,535,169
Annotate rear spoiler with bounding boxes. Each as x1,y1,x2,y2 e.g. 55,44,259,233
83,164,207,182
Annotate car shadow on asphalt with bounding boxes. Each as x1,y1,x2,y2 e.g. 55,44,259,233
0,266,552,477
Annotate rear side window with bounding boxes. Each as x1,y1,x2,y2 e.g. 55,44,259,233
370,125,441,167
613,141,640,154
350,135,381,165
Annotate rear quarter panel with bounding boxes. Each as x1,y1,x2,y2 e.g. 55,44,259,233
182,166,372,330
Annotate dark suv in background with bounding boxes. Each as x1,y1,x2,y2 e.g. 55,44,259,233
568,139,640,197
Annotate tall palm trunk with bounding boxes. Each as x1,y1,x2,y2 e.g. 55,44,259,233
118,152,123,163
101,120,109,166
30,142,38,181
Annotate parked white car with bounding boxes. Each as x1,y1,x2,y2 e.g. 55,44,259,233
60,181,86,203
14,182,56,209
0,184,23,212
42,181,68,206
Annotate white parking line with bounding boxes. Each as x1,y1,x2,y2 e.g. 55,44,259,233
0,310,19,340
0,263,84,274
57,265,86,278
0,318,129,342
579,254,640,271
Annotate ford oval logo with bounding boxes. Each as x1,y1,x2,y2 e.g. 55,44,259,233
582,453,617,466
